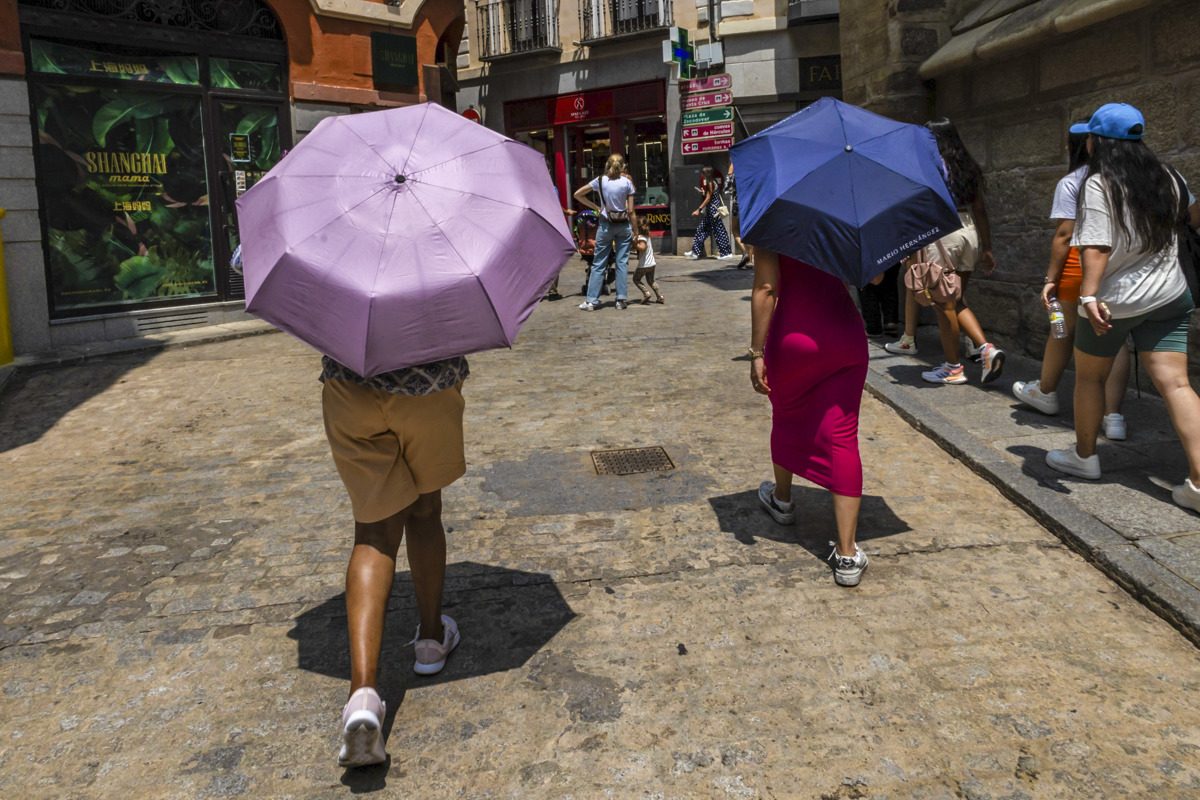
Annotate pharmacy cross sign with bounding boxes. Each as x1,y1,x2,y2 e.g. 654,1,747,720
663,27,695,80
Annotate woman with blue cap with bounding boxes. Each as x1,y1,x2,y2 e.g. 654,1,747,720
1044,103,1200,516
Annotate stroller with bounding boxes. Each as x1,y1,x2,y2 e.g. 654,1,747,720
573,209,615,296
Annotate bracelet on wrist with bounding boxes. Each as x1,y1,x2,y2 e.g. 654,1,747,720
747,347,764,360
1043,277,1056,284
1078,295,1098,305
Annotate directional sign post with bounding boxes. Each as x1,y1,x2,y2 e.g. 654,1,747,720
682,107,734,126
681,90,733,111
682,137,734,155
680,73,731,94
682,121,734,141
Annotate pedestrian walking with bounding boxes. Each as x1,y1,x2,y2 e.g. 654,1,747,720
726,160,753,270
1044,103,1200,515
887,118,1006,386
1012,123,1130,434
574,154,637,311
750,250,871,586
631,217,664,304
323,358,467,767
856,262,901,336
685,166,735,261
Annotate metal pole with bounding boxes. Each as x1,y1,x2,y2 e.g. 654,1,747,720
0,208,12,366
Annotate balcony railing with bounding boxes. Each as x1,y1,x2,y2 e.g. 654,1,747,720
579,0,673,44
476,0,561,61
788,0,838,25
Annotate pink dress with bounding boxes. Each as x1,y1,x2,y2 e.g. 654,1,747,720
765,257,868,497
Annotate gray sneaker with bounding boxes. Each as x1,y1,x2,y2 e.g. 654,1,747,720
412,615,460,676
828,543,868,586
615,299,628,310
757,481,795,525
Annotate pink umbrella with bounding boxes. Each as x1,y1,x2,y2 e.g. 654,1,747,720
236,103,576,376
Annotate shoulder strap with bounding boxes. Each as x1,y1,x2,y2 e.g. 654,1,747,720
934,239,956,272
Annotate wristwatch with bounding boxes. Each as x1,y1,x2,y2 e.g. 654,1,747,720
747,347,764,360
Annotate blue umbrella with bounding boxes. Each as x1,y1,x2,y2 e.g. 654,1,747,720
730,98,963,286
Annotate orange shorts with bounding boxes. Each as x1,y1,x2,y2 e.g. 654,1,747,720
1058,248,1082,304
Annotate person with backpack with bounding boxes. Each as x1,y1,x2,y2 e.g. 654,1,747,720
574,155,637,311
1043,103,1200,516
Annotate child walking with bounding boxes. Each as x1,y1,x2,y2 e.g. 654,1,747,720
632,219,664,304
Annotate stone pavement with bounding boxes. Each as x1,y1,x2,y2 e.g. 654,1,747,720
864,324,1200,645
2,255,1200,799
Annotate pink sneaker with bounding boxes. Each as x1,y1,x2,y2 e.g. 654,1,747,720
338,687,386,767
411,615,460,676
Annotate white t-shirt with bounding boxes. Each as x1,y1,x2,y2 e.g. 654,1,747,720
636,234,656,269
1071,171,1187,319
1049,166,1087,220
588,175,635,221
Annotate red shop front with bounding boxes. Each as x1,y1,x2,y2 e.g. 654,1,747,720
504,80,671,239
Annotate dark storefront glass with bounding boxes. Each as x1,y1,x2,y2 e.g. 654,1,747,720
211,57,283,92
32,84,214,311
30,39,201,85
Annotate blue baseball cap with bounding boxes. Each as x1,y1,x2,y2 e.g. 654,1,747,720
1070,103,1144,140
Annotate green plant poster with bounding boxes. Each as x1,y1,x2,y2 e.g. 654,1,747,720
33,84,215,311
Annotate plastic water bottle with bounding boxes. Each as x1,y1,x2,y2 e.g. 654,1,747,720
1048,298,1067,339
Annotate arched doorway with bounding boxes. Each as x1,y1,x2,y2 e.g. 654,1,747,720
18,0,291,317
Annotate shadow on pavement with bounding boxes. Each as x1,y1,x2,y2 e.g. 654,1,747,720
685,267,754,290
0,352,157,454
708,487,912,558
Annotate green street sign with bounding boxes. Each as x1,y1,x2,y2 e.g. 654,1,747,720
371,32,418,86
682,107,734,126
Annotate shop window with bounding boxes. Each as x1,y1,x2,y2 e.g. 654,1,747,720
211,58,283,92
30,39,200,85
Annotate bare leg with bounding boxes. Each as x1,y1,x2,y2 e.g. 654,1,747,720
1105,347,1131,416
832,493,861,557
403,492,447,643
1140,351,1200,483
902,288,920,338
954,273,987,348
1039,303,1078,393
773,463,794,504
935,301,962,364
346,510,407,693
1073,350,1116,458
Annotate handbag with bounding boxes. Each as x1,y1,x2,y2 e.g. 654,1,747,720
904,240,962,307
717,201,730,218
1167,166,1200,305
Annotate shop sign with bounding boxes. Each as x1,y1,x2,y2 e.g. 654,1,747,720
682,137,733,155
230,134,252,163
552,90,614,124
799,55,842,91
680,73,731,94
681,90,733,111
681,107,733,126
682,121,733,141
30,39,201,86
371,32,418,86
635,205,671,236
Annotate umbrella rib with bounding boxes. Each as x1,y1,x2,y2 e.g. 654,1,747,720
363,188,402,371
333,116,399,175
278,183,394,263
405,141,506,179
411,180,565,231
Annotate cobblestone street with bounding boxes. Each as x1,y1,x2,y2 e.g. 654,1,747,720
2,256,1200,799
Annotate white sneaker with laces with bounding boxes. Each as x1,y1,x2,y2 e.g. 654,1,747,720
883,336,918,355
1102,413,1127,441
1045,445,1101,480
717,253,736,260
412,615,460,676
1173,478,1200,514
757,481,795,525
338,687,387,768
684,251,699,260
1012,380,1059,415
578,301,595,311
980,343,1005,384
828,543,868,586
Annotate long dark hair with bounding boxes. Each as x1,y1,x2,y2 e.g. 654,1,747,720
1083,136,1175,254
925,118,983,207
1067,124,1089,173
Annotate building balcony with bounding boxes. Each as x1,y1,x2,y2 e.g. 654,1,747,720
475,0,562,61
787,0,838,26
578,0,674,45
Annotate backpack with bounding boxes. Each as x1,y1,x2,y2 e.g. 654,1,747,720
903,239,962,307
1166,166,1200,305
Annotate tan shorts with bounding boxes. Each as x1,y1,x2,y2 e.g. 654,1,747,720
322,379,466,523
924,209,980,273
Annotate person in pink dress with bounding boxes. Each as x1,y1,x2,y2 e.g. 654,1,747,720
749,249,871,586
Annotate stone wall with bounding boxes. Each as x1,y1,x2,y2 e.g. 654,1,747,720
931,0,1200,360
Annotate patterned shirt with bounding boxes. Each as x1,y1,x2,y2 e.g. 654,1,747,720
319,355,470,396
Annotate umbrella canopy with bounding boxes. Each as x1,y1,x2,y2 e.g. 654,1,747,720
236,102,576,376
730,97,962,286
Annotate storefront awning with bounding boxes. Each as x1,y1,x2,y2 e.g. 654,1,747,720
919,0,1156,79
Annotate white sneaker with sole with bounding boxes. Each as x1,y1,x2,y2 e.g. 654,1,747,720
1046,446,1101,480
338,687,386,768
757,481,795,525
412,615,460,676
684,251,699,260
1102,413,1127,441
883,336,918,355
717,253,736,260
922,362,967,384
1012,380,1059,415
1173,478,1200,514
980,343,1005,384
828,543,868,586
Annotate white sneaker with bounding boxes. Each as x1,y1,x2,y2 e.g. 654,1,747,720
1012,380,1059,415
578,301,595,311
412,615,460,676
828,543,868,587
683,251,699,260
964,340,984,362
717,253,736,260
338,688,386,767
883,336,918,355
757,481,795,525
980,343,1005,384
1102,413,1127,441
1172,478,1200,514
1045,446,1101,480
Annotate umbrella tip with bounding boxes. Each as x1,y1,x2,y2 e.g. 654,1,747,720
394,175,406,184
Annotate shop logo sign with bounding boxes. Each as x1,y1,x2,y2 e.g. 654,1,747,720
574,97,585,111
85,151,169,183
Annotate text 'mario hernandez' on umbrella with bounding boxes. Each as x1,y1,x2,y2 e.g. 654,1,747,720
730,97,963,286
235,102,577,377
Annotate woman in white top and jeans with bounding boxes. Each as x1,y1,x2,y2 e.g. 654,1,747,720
1045,103,1200,515
574,154,637,311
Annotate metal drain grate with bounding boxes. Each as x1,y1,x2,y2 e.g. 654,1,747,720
591,446,675,476
134,310,210,335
